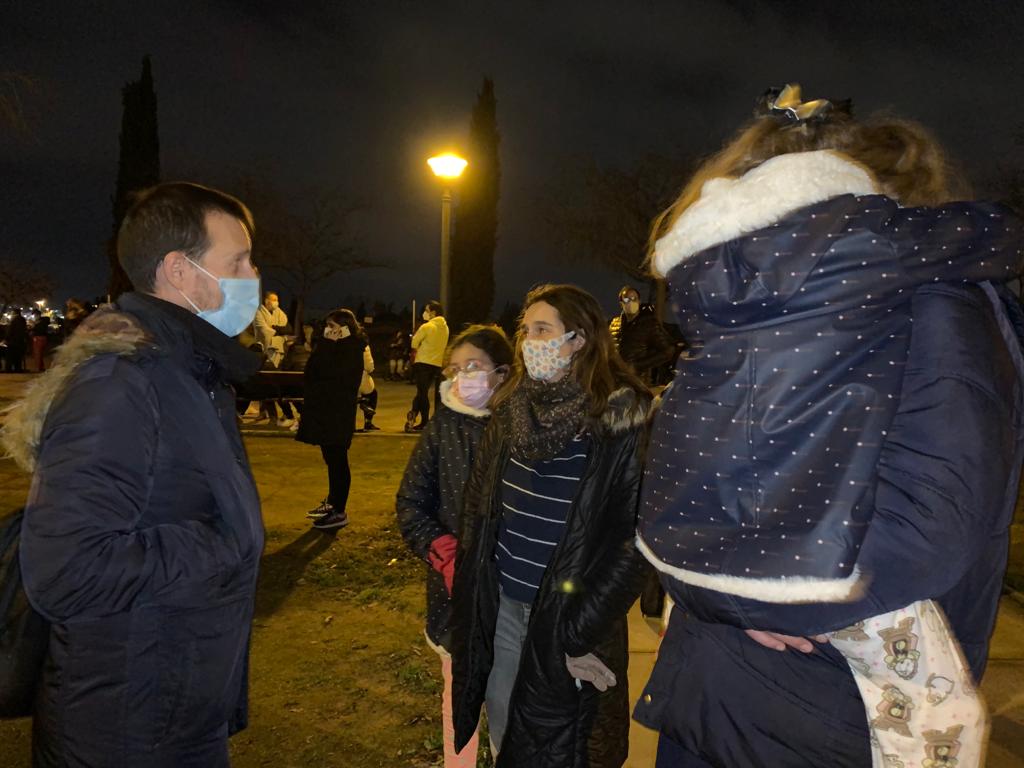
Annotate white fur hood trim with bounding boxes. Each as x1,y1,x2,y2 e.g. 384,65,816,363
439,378,491,418
653,150,879,277
635,531,866,604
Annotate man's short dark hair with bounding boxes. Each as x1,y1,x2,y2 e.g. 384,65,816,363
117,182,254,292
618,285,639,300
425,300,444,317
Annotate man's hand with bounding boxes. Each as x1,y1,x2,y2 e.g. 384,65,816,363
565,653,617,691
744,629,829,653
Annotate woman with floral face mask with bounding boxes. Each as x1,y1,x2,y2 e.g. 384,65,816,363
449,284,654,768
397,325,514,767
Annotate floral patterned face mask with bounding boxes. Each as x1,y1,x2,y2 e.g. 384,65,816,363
522,331,576,381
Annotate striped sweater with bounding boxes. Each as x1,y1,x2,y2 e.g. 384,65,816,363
496,435,589,603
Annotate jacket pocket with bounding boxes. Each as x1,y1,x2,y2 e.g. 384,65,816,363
149,597,251,747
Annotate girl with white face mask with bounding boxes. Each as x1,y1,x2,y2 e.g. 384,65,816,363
449,284,654,767
396,325,513,768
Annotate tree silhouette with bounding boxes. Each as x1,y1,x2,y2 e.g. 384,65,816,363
108,56,160,299
0,71,45,139
449,77,501,329
541,152,692,296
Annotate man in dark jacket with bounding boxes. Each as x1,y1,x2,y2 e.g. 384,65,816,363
8,182,264,767
608,286,675,384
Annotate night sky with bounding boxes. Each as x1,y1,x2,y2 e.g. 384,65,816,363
2,0,1023,316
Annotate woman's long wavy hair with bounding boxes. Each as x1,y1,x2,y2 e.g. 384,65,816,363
647,101,970,272
491,283,649,419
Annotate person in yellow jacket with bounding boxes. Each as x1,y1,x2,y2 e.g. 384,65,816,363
406,300,449,432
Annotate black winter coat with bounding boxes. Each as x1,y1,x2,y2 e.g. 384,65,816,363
609,304,675,379
11,293,264,768
396,380,489,649
451,386,653,768
296,334,365,448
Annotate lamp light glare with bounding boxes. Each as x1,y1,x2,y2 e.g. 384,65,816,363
427,154,468,179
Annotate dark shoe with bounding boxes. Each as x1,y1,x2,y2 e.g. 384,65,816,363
313,510,349,530
306,499,333,520
411,422,426,432
363,422,381,432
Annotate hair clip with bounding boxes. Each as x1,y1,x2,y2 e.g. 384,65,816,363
757,83,851,124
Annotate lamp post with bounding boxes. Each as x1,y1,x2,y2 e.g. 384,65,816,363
427,153,468,312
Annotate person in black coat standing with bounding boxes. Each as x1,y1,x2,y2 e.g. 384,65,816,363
297,308,370,530
451,284,653,768
397,324,514,767
4,310,28,372
608,285,676,385
5,182,264,767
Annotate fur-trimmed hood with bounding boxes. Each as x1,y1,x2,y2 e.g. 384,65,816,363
593,385,653,435
653,150,878,277
2,309,151,473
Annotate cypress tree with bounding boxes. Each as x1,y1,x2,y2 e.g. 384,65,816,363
108,56,160,299
449,77,500,329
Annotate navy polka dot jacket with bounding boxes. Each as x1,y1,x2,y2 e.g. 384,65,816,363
638,151,1024,603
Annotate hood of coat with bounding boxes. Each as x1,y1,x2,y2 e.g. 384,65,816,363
427,316,448,333
439,378,491,418
593,385,653,436
2,309,152,472
653,150,879,276
653,150,1023,330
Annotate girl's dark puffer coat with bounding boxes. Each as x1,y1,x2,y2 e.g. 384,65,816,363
451,386,653,768
396,380,489,649
295,334,365,448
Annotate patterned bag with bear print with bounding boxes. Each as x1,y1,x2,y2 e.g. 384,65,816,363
829,599,986,768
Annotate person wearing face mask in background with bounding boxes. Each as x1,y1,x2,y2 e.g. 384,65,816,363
396,325,514,767
608,285,676,386
297,309,370,530
6,182,264,767
249,290,298,427
406,300,449,432
450,284,654,768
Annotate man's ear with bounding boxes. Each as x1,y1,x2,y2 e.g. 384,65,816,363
157,251,189,290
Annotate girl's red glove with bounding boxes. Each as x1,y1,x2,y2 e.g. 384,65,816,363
428,534,458,596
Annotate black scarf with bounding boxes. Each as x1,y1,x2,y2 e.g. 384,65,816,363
499,374,590,462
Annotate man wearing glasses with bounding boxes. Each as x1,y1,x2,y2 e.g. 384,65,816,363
608,285,676,385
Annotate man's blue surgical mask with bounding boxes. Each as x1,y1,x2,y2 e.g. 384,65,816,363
179,258,260,337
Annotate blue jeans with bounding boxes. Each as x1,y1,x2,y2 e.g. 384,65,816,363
485,590,531,756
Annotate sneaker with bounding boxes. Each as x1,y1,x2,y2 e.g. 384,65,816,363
278,418,296,429
411,421,426,432
289,420,300,432
306,499,333,520
313,510,349,530
404,410,417,432
363,422,381,432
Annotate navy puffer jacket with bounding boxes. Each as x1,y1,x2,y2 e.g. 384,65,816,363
639,150,1023,603
635,281,1024,767
9,294,264,768
396,380,489,649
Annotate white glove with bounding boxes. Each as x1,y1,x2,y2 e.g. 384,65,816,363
565,653,617,692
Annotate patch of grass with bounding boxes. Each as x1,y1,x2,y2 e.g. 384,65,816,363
396,661,441,696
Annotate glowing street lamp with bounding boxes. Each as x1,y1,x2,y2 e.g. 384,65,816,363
427,153,468,311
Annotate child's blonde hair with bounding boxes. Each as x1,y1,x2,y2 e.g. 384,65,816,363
648,89,968,268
